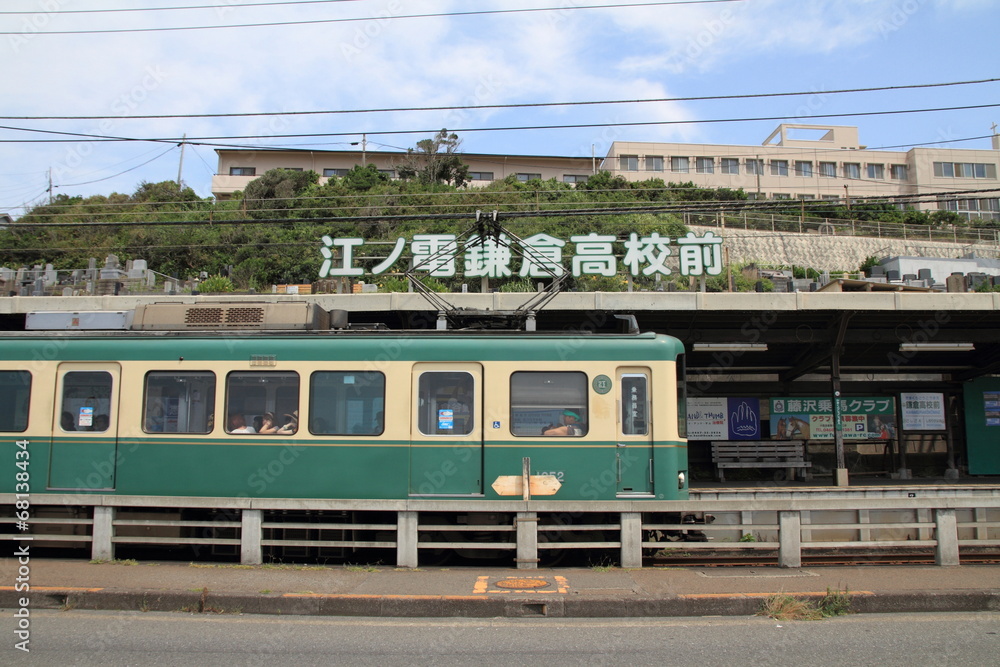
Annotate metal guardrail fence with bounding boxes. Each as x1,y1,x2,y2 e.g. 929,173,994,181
3,494,998,569
685,211,1000,249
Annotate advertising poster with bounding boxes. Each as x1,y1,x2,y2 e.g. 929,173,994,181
900,392,946,431
770,397,895,441
687,397,760,440
985,392,1000,427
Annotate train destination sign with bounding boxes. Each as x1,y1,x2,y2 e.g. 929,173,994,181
318,231,724,279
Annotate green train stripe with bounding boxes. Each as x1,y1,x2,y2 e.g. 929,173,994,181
0,332,683,363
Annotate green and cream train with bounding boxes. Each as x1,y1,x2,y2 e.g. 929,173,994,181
0,303,688,502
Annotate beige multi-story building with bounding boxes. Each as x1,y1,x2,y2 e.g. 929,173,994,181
212,148,598,198
211,124,1000,220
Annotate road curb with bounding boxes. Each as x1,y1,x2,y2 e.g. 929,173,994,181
5,589,999,618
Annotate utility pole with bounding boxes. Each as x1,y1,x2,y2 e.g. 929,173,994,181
47,168,53,204
352,134,367,166
176,134,187,187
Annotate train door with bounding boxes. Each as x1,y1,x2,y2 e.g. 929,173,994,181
48,363,122,491
616,369,653,497
409,363,483,496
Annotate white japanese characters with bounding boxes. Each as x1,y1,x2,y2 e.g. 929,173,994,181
318,231,725,280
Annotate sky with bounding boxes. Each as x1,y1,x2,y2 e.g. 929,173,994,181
1,0,998,216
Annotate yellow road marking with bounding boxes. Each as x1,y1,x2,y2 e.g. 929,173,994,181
679,590,874,599
471,574,570,595
0,586,104,592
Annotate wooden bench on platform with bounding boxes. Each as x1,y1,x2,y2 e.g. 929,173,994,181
711,440,811,482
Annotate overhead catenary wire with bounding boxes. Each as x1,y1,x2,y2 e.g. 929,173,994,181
2,102,999,145
6,186,999,228
3,77,995,121
0,0,743,35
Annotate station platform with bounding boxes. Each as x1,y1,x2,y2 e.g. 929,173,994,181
2,557,998,619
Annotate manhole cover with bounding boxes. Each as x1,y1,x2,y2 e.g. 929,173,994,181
494,578,550,589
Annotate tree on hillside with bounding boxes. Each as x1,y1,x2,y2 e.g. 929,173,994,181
341,164,390,191
240,168,319,219
396,129,470,187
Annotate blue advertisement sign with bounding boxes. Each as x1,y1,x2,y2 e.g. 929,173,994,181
727,398,760,440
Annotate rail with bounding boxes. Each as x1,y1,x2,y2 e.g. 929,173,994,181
2,493,999,570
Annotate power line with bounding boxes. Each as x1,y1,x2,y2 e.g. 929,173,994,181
2,102,998,145
6,187,999,228
0,0,367,15
55,145,178,188
5,77,995,121
0,1,742,36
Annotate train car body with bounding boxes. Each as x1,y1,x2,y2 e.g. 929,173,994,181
0,319,688,504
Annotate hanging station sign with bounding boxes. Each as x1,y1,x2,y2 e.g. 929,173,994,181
318,231,725,279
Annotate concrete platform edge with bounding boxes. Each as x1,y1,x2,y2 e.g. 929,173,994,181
4,589,998,618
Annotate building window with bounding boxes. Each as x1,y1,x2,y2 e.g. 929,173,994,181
721,158,739,174
797,194,815,200
819,162,837,178
939,197,1000,220
229,167,256,176
323,168,350,177
378,169,395,178
772,193,791,200
746,159,764,175
282,167,304,172
822,195,841,201
310,371,385,435
619,155,639,171
770,160,789,176
843,163,861,179
510,371,588,437
934,162,997,179
646,156,664,172
0,371,30,432
696,157,714,174
671,156,689,173
226,372,299,435
143,372,216,434
794,161,813,177
867,164,885,180
516,173,542,182
563,174,589,184
890,165,908,181
469,171,495,181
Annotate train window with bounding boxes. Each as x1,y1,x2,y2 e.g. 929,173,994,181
225,372,300,435
417,371,474,436
143,372,216,434
60,371,113,432
621,373,649,436
0,371,31,432
510,372,588,437
309,371,385,435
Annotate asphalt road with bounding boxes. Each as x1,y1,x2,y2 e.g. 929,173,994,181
4,609,999,666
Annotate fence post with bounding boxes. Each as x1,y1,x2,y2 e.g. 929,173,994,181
620,512,643,568
91,506,115,562
397,511,419,568
516,512,539,569
778,510,801,568
934,508,960,567
240,509,262,565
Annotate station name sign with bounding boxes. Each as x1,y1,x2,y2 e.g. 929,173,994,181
318,231,724,279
